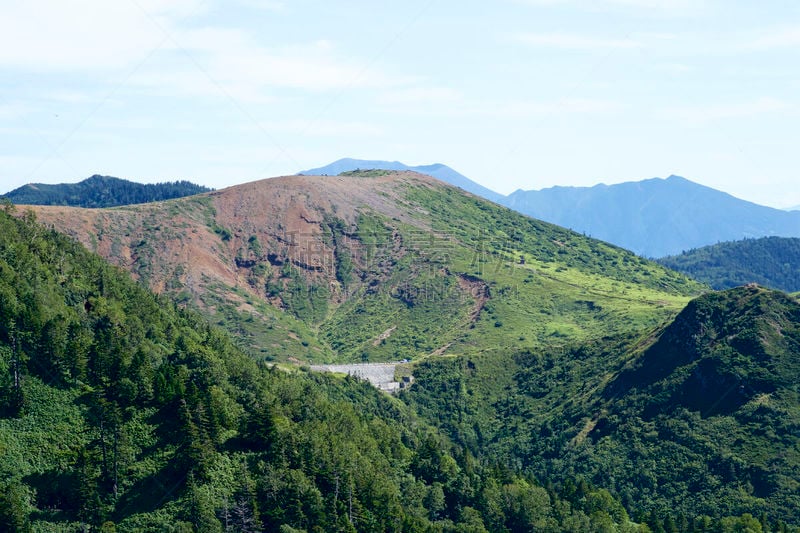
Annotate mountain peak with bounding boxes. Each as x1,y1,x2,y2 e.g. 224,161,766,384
501,175,800,257
608,285,799,415
298,158,505,203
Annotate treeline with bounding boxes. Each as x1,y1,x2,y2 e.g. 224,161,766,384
2,174,211,208
658,236,800,292
0,206,651,532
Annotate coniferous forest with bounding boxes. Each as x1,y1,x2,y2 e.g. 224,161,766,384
2,175,211,208
659,236,800,293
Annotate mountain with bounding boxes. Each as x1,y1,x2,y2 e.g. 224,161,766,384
659,236,800,292
22,171,701,364
501,175,800,258
299,165,800,260
11,172,800,527
592,286,800,519
299,158,506,203
0,205,652,531
2,174,211,207
405,285,800,525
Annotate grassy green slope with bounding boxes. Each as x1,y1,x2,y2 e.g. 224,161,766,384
11,174,799,530
316,177,703,363
403,285,800,526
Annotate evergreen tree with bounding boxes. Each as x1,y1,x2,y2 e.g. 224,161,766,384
0,482,30,533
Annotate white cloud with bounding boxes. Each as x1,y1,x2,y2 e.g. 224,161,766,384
635,32,679,41
0,102,31,120
748,27,800,50
657,97,791,124
135,0,211,17
38,91,99,104
377,87,619,118
378,87,465,106
652,62,694,74
259,119,385,137
512,32,640,50
123,31,397,102
605,0,698,9
0,0,393,99
232,0,286,11
514,0,704,15
193,38,391,92
496,97,621,116
0,0,205,70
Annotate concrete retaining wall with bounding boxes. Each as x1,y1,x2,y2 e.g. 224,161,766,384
310,362,412,393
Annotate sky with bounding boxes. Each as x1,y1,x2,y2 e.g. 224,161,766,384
1,0,799,208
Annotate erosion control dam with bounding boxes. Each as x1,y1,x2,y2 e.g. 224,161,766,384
310,362,413,393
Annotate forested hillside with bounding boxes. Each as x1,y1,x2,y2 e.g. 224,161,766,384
1,206,651,532
6,173,799,531
403,285,800,530
659,237,800,292
3,175,210,208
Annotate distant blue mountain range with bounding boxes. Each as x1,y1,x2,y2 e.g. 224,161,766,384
300,160,800,258
503,176,800,257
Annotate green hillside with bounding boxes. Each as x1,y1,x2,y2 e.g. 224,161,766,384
27,172,704,365
659,236,800,292
319,193,699,364
0,206,655,532
403,285,800,528
11,173,800,530
3,175,211,208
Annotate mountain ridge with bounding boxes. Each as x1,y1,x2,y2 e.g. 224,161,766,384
2,205,651,532
299,160,800,258
21,170,700,364
403,284,800,523
2,174,211,208
502,174,800,257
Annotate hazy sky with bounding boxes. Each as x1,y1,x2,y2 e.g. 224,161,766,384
2,0,799,207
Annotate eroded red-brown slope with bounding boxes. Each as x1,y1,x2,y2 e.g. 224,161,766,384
22,171,445,307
